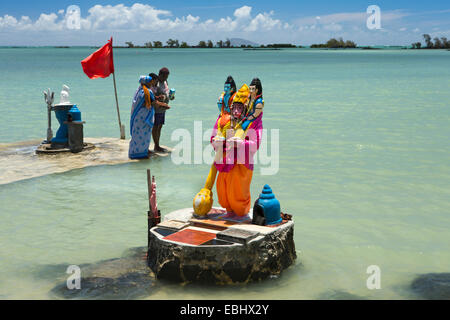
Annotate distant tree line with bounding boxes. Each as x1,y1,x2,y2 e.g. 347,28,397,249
310,38,357,48
121,38,365,49
121,39,305,49
411,34,450,49
124,39,232,48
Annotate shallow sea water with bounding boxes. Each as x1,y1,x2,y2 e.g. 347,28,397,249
0,48,449,299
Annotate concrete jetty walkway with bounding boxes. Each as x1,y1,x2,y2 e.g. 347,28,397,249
0,137,171,185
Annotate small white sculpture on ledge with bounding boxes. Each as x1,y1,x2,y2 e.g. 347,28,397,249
59,85,71,105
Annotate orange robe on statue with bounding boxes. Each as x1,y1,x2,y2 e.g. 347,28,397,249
210,112,263,217
216,164,253,216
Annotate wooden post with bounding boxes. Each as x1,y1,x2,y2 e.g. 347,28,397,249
147,169,153,217
147,169,161,251
112,72,125,139
147,168,152,251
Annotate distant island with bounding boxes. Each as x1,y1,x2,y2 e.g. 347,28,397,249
48,35,450,50
120,38,254,49
310,38,356,48
113,37,353,49
410,34,450,49
119,38,299,49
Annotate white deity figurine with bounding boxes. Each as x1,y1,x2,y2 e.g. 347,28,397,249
59,85,71,105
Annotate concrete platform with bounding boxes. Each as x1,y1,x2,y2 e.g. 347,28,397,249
0,138,174,185
147,207,296,284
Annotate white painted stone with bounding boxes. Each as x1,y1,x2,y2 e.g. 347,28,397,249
157,220,189,230
228,224,276,235
185,226,222,234
163,208,196,222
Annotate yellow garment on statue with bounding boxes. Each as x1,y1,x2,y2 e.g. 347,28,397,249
216,117,231,138
216,164,253,216
233,122,253,140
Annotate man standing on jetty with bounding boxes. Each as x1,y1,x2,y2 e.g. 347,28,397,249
151,67,173,152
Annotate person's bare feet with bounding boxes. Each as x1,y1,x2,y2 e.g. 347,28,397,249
154,146,167,153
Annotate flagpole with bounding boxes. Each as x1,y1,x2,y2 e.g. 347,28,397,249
112,72,125,139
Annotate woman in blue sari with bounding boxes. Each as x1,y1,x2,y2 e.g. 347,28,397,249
129,75,169,159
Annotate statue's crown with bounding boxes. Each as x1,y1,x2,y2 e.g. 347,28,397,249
233,84,249,105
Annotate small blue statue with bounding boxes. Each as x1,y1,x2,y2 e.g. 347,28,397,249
51,85,82,148
252,184,282,226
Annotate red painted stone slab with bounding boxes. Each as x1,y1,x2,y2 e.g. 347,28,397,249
163,228,217,246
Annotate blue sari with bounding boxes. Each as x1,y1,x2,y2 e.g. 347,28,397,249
128,87,155,159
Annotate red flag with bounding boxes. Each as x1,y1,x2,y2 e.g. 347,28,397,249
81,37,115,79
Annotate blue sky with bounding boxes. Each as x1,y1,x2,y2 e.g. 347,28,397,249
1,1,449,45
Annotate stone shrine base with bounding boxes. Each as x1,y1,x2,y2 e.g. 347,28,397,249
35,142,95,154
147,208,297,285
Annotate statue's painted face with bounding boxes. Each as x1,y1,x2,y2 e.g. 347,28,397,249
249,85,257,98
224,83,232,94
231,102,245,120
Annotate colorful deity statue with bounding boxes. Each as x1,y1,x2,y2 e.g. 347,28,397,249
193,82,263,220
212,83,248,143
217,75,237,114
232,78,264,140
214,76,237,141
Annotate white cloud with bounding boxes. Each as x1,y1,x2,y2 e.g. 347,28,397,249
0,3,285,36
34,13,63,31
0,3,448,46
245,11,282,32
0,15,36,30
0,15,18,28
234,6,252,19
80,4,171,31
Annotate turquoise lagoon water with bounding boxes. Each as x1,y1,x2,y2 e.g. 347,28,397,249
0,47,449,299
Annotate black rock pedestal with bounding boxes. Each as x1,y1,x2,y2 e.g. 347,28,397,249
147,208,297,285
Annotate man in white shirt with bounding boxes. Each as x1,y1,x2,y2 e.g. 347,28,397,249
151,67,173,152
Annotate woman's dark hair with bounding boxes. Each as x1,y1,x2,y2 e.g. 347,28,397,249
148,73,159,82
159,67,170,76
250,78,262,95
225,75,237,92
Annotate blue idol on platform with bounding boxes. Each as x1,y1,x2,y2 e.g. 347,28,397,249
50,85,82,147
254,184,282,225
